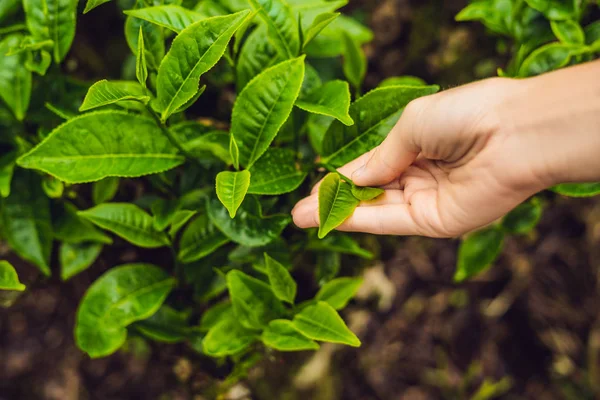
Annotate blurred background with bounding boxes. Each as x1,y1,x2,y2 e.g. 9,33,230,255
2,0,600,399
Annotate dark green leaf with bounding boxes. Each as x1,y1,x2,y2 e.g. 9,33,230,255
0,34,32,120
93,177,120,205
125,10,165,71
227,269,286,330
304,15,373,58
518,42,578,77
247,148,307,195
316,277,362,310
136,28,148,88
454,226,505,282
168,209,197,237
75,263,176,358
296,80,353,126
318,173,360,239
231,56,305,168
178,212,229,263
0,169,52,276
0,261,26,291
216,170,251,218
124,6,205,33
182,130,232,164
134,305,191,343
551,20,585,44
17,111,184,183
321,85,439,166
342,32,366,91
236,26,283,91
524,0,576,20
551,182,600,197
202,318,258,357
316,251,341,285
264,253,296,304
292,301,360,347
199,301,232,332
262,319,319,351
151,198,181,231
23,0,77,62
60,242,103,281
155,10,251,121
302,12,339,49
53,203,113,245
207,197,291,247
501,197,543,235
249,0,300,59
308,232,373,260
84,0,111,13
78,203,170,248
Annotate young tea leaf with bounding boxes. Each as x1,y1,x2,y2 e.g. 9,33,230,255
318,173,360,239
79,80,150,112
169,209,197,237
454,226,505,283
75,263,176,358
292,301,360,347
524,0,576,21
93,177,120,205
321,85,439,166
519,42,579,77
379,76,427,87
342,32,366,92
231,56,306,168
124,6,205,33
0,34,32,121
202,318,259,357
0,169,52,276
178,212,229,263
264,253,296,304
216,170,251,218
134,305,191,343
84,0,112,14
551,19,585,44
0,261,26,292
207,197,291,247
236,26,283,91
304,14,373,58
125,13,165,71
17,111,184,183
136,27,148,88
227,269,286,330
262,319,319,351
151,199,181,231
53,203,113,245
302,12,339,49
351,185,384,201
155,10,251,121
501,197,543,235
315,277,363,310
249,0,300,59
247,148,307,195
78,203,170,248
551,182,600,197
308,232,374,260
60,242,103,281
296,80,354,126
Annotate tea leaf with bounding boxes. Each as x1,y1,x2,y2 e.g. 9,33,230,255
134,305,191,343
292,301,360,347
25,50,52,76
316,251,341,285
125,13,165,71
455,0,513,36
501,197,543,235
17,111,184,183
296,80,353,126
321,85,439,166
351,185,384,201
151,199,181,231
231,57,305,168
78,203,170,248
248,148,307,195
524,0,576,20
84,0,111,13
551,182,600,197
302,12,339,49
519,42,578,77
216,170,251,218
199,301,233,332
0,169,52,276
207,197,291,247
236,26,283,91
318,173,360,239
53,203,113,245
379,76,427,87
60,242,103,281
0,34,32,121
168,210,197,237
262,319,319,351
454,226,505,282
227,269,286,330
79,80,150,111
202,318,258,357
316,277,363,310
307,233,373,260
155,10,251,121
0,0,21,24
23,0,77,62
182,130,232,165
125,6,205,33
75,263,176,358
304,14,372,58
0,160,15,198
264,253,296,304
0,261,26,292
551,20,585,44
178,212,229,263
342,32,366,91
249,0,300,59
93,177,120,205
136,28,148,88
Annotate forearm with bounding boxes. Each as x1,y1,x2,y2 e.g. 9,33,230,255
499,59,600,186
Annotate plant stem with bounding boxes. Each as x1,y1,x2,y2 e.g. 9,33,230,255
147,107,201,165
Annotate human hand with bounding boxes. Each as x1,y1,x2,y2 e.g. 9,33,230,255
292,75,571,238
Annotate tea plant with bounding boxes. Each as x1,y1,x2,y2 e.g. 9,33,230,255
454,0,600,281
0,0,438,379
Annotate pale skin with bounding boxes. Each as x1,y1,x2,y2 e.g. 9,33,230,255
292,59,600,238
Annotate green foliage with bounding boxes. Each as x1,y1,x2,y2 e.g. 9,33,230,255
293,301,360,347
0,261,26,291
296,80,354,125
261,319,319,351
315,277,363,310
60,242,103,281
454,226,505,282
318,173,360,239
216,170,251,218
264,253,296,304
80,80,150,111
0,35,32,120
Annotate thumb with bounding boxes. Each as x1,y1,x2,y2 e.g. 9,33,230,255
351,97,427,187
